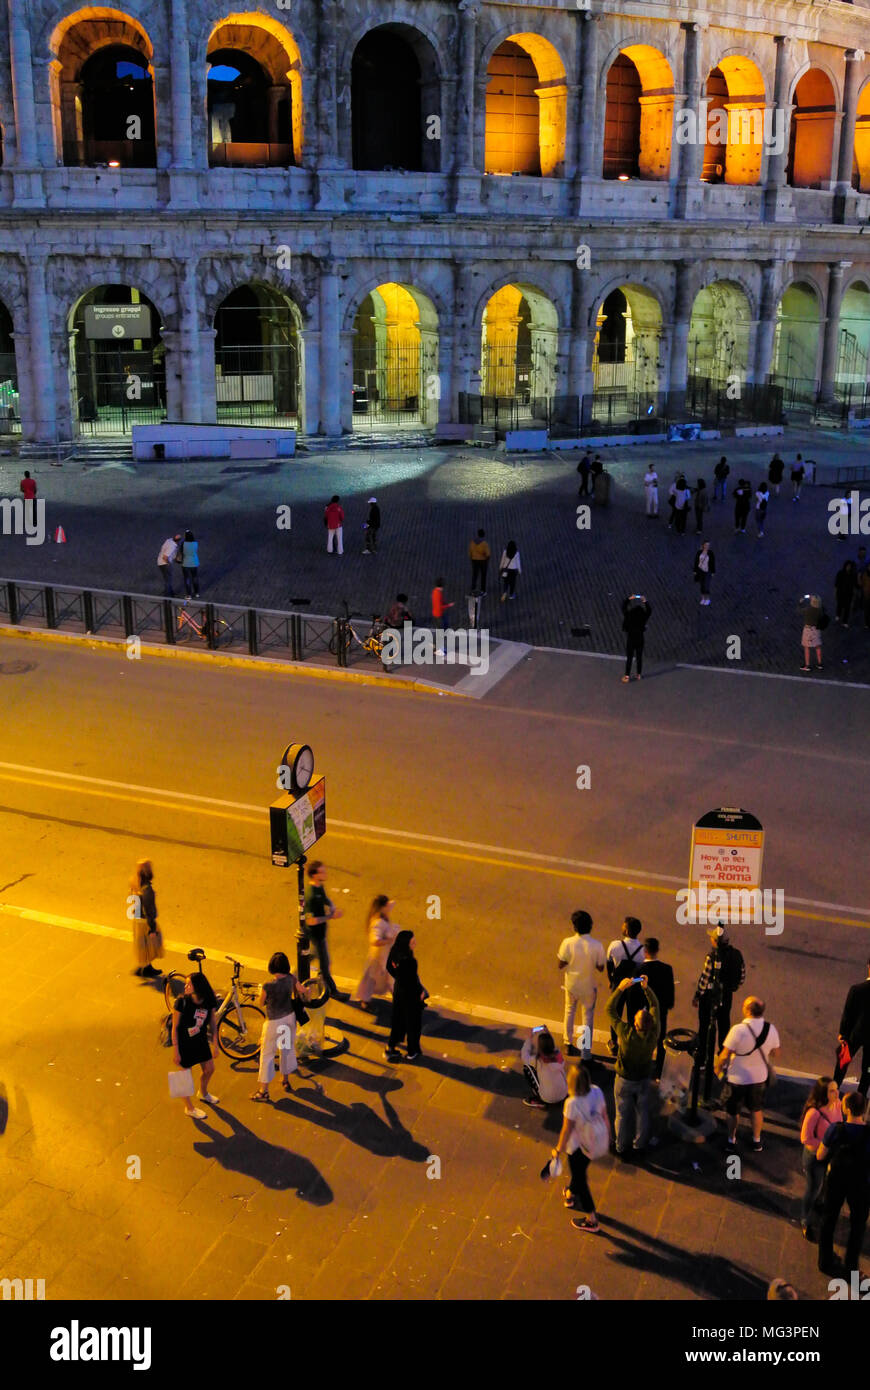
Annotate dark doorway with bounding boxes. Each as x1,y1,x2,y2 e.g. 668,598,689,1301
352,30,423,171
603,54,641,180
76,45,156,167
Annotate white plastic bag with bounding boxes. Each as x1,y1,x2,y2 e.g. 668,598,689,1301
168,1068,194,1099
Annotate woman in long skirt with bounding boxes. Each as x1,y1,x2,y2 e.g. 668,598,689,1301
353,896,399,1010
130,859,164,978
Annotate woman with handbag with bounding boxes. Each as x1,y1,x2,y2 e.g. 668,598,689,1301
251,952,300,1101
353,895,399,1011
799,1077,842,1239
498,540,522,602
130,859,164,978
171,971,219,1119
551,1063,609,1233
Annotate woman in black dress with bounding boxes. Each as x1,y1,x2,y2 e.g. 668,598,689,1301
385,931,428,1062
171,971,219,1118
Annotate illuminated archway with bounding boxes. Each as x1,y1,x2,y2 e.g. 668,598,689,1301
351,27,440,172
592,284,664,407
68,285,165,436
788,70,835,188
213,285,302,426
207,17,302,167
352,283,439,427
771,282,821,385
49,10,157,167
481,284,558,402
853,81,870,192
837,281,870,395
0,299,19,435
688,282,752,385
702,56,766,186
602,46,674,181
485,34,566,177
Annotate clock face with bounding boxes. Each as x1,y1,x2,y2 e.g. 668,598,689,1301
282,742,314,794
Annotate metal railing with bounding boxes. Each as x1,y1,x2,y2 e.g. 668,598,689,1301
0,579,373,670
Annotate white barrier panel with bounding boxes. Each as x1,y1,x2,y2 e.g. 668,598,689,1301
132,423,295,461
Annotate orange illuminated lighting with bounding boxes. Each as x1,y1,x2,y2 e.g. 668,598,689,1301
108,160,121,168
618,173,630,181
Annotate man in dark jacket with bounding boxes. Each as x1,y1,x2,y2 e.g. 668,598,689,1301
642,938,676,1079
834,957,870,1097
621,595,651,683
607,978,660,1156
733,479,752,533
693,926,745,1051
363,497,381,553
816,1092,870,1276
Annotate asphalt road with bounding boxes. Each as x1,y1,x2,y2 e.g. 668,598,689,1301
0,635,867,1075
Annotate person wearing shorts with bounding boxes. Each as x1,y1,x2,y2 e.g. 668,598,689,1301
717,997,780,1153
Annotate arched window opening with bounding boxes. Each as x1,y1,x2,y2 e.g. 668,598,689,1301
206,19,302,167
69,285,165,436
702,58,765,186
214,286,301,426
485,34,566,177
787,70,835,189
352,31,424,171
352,283,439,428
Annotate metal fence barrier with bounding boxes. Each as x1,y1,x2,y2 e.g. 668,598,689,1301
0,580,367,669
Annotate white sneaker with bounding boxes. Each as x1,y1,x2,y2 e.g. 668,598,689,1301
185,1107,207,1120
196,1091,220,1104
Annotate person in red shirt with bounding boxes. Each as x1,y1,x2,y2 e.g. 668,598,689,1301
324,495,344,554
20,471,37,516
431,577,453,631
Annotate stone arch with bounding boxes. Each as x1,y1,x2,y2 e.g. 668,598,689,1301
0,291,21,434
688,279,753,385
702,53,767,185
837,277,870,390
47,8,157,167
350,23,442,173
201,265,312,329
771,280,822,382
601,43,675,181
206,13,304,167
483,31,567,177
350,281,440,427
787,68,836,188
591,281,665,401
66,280,167,436
213,281,304,427
479,280,559,401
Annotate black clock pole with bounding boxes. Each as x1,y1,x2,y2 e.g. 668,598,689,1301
295,852,310,982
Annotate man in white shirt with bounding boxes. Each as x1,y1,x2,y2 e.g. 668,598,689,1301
558,910,605,1060
643,467,659,518
716,996,780,1153
157,534,181,596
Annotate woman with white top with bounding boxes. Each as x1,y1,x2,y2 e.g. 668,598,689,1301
499,539,522,602
552,1064,610,1233
693,540,715,606
251,952,299,1101
353,895,399,1011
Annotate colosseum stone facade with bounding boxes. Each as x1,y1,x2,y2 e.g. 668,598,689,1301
2,0,870,445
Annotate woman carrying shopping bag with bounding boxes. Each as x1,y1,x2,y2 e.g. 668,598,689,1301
171,971,219,1119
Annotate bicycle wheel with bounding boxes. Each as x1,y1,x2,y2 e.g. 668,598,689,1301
163,971,186,1011
175,614,195,644
217,1002,265,1060
212,620,232,649
327,627,352,656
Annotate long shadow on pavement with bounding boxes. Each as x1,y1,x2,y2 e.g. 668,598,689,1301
599,1215,769,1300
191,1108,333,1205
273,1082,429,1163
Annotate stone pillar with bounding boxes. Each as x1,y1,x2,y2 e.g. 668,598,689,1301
160,331,184,423
319,259,343,435
314,1,345,210
10,328,33,439
26,256,58,443
673,23,703,218
179,260,202,423
303,328,320,435
170,0,194,169
8,0,38,166
455,0,480,174
762,37,793,218
836,51,863,192
436,328,454,424
818,261,849,401
197,330,217,424
569,266,595,403
574,13,599,211
752,261,779,384
667,259,694,415
450,261,476,417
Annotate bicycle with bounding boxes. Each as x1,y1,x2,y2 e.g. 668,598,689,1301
328,598,391,669
176,605,232,648
164,949,264,1060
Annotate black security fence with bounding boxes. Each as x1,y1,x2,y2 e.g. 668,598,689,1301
0,580,373,670
458,383,786,439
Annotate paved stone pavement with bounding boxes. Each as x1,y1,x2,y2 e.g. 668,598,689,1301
0,427,868,681
1,914,863,1304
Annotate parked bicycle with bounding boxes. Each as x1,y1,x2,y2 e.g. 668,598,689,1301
164,949,263,1060
176,605,232,647
328,598,390,669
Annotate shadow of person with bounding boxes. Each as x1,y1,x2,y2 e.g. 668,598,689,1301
191,1109,332,1205
274,1086,428,1162
302,1059,404,1097
600,1214,768,1299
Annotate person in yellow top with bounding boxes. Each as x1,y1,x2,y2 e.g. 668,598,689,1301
469,529,491,594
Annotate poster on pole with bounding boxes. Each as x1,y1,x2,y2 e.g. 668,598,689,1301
269,778,326,866
689,807,765,899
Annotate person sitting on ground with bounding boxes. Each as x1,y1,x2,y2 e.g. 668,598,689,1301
384,592,413,629
521,1027,569,1109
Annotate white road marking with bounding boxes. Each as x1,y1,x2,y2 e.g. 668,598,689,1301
0,758,868,921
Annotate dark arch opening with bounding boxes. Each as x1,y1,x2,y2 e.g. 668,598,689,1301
207,48,292,165
214,285,301,426
352,30,427,171
603,55,641,179
597,289,628,363
77,44,156,167
0,299,19,434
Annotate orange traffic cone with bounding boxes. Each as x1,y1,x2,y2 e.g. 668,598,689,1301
54,525,67,544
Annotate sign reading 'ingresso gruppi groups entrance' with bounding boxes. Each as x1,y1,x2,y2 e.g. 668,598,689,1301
83,304,152,340
689,807,765,893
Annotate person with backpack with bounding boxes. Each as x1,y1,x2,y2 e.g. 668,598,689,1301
799,1077,843,1239
799,593,827,672
606,917,645,1053
551,1063,610,1230
692,926,745,1053
716,996,780,1153
768,453,784,496
607,976,660,1156
816,1091,870,1276
713,456,730,502
521,1026,569,1108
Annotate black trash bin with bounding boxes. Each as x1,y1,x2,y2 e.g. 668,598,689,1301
153,443,165,461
